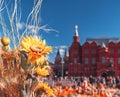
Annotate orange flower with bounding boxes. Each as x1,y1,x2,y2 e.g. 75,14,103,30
34,67,49,76
63,90,69,96
34,83,54,97
93,94,101,97
53,89,59,95
68,87,75,95
19,36,52,65
58,91,64,96
100,94,107,97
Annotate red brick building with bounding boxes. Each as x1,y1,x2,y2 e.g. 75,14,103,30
54,25,120,77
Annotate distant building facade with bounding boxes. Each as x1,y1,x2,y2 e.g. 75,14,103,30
53,25,120,77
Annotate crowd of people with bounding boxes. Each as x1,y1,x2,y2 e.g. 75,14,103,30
44,75,120,97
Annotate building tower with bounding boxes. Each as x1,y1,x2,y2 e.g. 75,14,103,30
63,48,69,64
68,25,82,76
69,25,82,64
54,48,62,65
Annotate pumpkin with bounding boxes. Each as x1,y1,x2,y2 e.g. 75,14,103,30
100,94,107,97
93,94,101,97
63,90,69,96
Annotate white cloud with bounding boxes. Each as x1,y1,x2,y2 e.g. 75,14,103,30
16,22,24,30
40,25,59,33
54,45,68,49
54,45,68,57
59,45,68,49
18,23,59,37
59,48,65,56
27,24,59,34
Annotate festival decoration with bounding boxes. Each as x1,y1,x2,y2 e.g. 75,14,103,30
0,0,119,97
19,36,52,65
0,35,54,97
1,37,10,51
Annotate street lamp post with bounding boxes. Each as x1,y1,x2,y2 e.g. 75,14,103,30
61,59,64,79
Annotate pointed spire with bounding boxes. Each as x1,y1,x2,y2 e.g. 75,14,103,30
101,42,106,48
64,48,69,57
101,42,108,52
75,25,79,36
64,48,69,64
57,48,61,56
55,48,62,64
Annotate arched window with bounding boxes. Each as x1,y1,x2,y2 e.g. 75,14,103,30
92,58,96,64
109,58,114,67
118,49,120,54
85,58,89,64
74,58,77,64
110,58,114,64
109,49,114,54
102,57,106,64
91,49,96,54
118,58,120,64
84,49,89,54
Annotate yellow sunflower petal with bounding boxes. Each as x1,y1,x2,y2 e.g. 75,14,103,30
34,83,54,96
36,56,46,65
19,36,52,65
34,67,49,76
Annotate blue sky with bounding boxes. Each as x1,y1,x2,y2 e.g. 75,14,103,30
41,0,120,63
1,0,120,63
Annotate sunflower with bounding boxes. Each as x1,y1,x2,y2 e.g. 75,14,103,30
34,83,54,97
34,67,49,77
19,36,52,65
